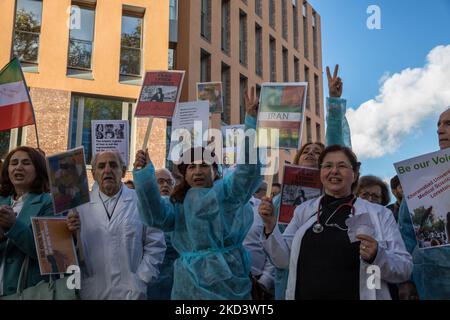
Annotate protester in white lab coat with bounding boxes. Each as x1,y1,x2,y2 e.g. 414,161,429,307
259,145,412,300
68,151,166,300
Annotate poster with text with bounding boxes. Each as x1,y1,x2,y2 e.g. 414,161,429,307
279,165,322,224
31,217,79,275
135,70,185,118
197,82,224,113
91,120,129,166
394,149,450,249
257,83,307,149
221,124,245,165
168,101,210,162
47,147,90,214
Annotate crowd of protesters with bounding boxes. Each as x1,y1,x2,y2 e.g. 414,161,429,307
0,65,449,300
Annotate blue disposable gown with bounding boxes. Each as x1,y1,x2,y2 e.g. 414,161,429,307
398,200,450,299
326,97,352,148
133,115,263,300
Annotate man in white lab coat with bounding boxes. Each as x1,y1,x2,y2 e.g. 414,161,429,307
78,151,166,300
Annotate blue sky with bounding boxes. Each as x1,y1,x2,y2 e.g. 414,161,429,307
308,0,450,187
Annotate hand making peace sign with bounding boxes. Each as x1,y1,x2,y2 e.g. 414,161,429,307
326,64,343,98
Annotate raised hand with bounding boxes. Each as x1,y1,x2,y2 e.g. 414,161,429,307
244,86,259,118
258,196,277,235
326,65,343,98
134,149,150,170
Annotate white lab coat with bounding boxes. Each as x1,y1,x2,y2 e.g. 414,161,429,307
262,196,413,300
78,185,166,300
244,200,275,293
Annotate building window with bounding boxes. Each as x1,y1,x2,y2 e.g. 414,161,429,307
221,63,231,124
69,95,134,165
316,123,321,142
306,117,312,143
168,47,176,70
13,0,43,65
201,0,211,40
304,65,310,109
314,73,320,117
269,37,276,82
239,75,248,123
221,0,230,54
68,3,95,71
239,10,247,66
294,57,300,82
200,49,211,82
255,0,262,17
293,3,299,50
0,128,26,159
269,0,276,30
282,0,288,40
120,12,143,77
313,12,318,67
255,24,263,77
169,0,178,20
282,47,289,82
303,1,309,59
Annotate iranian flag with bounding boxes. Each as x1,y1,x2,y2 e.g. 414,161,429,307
0,58,35,131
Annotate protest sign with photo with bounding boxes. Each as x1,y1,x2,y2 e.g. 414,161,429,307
168,101,210,162
91,120,129,166
47,147,90,214
31,217,78,275
135,70,185,118
394,149,450,249
279,165,322,224
197,82,224,113
221,124,245,165
257,83,307,149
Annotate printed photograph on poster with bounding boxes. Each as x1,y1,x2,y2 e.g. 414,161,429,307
168,101,210,162
197,82,224,113
47,147,90,214
394,149,450,249
279,164,322,224
31,217,78,275
135,70,185,118
221,124,245,165
92,120,129,166
257,83,307,149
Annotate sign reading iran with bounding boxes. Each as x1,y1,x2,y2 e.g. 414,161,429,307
0,58,34,131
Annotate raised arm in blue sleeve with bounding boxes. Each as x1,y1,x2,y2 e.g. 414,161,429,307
326,97,352,148
133,161,176,232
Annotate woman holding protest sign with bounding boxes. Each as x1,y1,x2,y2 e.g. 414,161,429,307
259,145,413,300
132,87,263,300
0,146,54,297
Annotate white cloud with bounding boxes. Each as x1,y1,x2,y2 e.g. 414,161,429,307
347,45,450,159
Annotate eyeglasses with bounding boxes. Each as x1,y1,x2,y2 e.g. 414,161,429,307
360,192,382,201
157,178,175,186
320,162,353,171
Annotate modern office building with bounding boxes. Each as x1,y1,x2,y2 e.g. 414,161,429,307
170,0,325,179
0,0,170,181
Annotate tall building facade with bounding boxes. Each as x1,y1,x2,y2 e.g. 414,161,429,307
0,0,170,180
170,0,325,178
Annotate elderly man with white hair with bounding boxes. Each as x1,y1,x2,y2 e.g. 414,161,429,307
68,151,166,300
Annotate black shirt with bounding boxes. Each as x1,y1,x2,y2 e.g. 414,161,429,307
295,194,360,300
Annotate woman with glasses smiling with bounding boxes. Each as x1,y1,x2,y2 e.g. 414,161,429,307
259,145,412,300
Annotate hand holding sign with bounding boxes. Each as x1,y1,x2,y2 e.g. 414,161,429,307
134,149,150,170
326,65,343,98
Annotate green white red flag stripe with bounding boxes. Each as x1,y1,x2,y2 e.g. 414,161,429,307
0,58,35,131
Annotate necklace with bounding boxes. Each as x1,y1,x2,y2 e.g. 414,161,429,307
98,188,123,221
312,195,356,234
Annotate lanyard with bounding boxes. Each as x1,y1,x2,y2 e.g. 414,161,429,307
312,195,356,234
98,189,123,221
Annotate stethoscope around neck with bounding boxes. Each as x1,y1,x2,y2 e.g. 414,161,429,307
312,195,357,234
